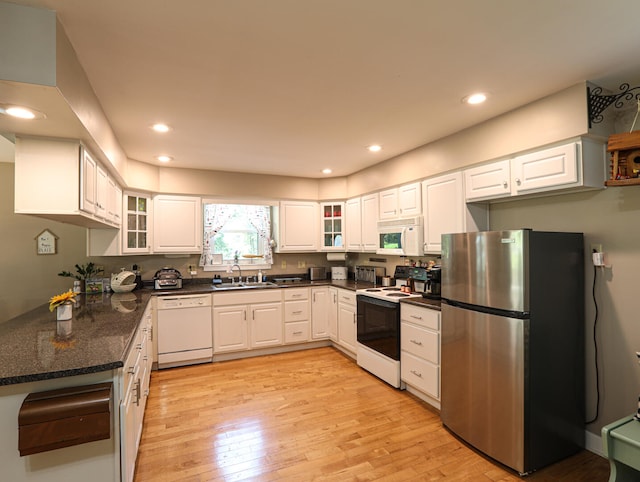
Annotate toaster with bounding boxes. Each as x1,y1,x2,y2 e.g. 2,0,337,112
153,267,183,290
308,267,326,280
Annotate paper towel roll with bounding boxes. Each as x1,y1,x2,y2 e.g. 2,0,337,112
327,252,348,261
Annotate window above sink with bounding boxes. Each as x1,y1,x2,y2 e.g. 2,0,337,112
200,201,275,272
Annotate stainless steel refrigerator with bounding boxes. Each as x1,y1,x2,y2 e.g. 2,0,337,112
440,229,585,475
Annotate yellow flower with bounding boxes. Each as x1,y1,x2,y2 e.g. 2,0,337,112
49,290,78,312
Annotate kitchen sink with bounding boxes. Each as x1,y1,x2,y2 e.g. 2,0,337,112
212,281,279,290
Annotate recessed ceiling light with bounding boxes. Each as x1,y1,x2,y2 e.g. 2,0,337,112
463,93,487,105
151,123,171,133
368,145,382,152
0,104,46,120
322,168,332,175
156,155,173,162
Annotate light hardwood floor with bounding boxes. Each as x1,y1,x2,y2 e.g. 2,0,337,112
134,347,609,481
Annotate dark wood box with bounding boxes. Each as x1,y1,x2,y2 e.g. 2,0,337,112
18,382,113,456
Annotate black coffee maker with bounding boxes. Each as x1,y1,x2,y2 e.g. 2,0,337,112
425,266,442,298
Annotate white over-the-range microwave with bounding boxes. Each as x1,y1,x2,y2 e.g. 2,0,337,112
376,216,423,256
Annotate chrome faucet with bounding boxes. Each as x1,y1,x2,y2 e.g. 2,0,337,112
229,263,243,284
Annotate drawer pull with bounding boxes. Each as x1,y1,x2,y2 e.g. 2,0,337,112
136,343,143,351
293,331,303,335
127,367,135,375
410,339,423,346
134,379,141,406
410,369,423,378
292,310,302,315
410,314,423,320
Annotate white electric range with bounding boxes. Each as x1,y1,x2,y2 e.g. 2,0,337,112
355,286,422,302
355,266,427,388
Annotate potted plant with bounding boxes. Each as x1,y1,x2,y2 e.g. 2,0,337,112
58,262,104,293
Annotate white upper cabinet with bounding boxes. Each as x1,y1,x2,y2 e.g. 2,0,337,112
153,195,202,253
422,172,488,254
345,194,378,252
361,193,379,251
345,197,362,252
81,148,97,215
464,159,511,201
95,164,109,219
320,202,344,251
398,182,422,217
379,188,399,219
464,138,606,202
273,201,319,252
379,182,421,219
15,137,120,229
511,142,577,195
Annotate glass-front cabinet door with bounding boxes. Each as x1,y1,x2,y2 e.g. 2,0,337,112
123,192,151,253
320,202,344,251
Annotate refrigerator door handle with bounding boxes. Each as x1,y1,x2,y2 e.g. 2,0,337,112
442,298,528,320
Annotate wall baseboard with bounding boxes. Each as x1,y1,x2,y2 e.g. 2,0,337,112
585,429,604,458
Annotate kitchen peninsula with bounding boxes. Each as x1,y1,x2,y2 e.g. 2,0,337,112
0,291,153,482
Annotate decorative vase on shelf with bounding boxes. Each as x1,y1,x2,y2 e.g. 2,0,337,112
56,302,72,321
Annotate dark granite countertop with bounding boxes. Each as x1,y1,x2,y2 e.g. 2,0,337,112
400,296,442,311
0,278,435,387
0,291,153,386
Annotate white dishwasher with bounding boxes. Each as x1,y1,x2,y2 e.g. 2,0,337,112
157,294,213,369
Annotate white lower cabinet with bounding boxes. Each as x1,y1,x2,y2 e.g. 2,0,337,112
284,288,310,344
120,303,153,482
250,302,283,348
328,287,338,341
400,303,440,409
311,287,329,339
336,289,357,355
213,290,282,353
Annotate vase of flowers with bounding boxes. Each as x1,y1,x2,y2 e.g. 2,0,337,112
49,290,77,321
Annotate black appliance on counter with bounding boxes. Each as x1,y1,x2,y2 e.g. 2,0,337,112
153,267,183,290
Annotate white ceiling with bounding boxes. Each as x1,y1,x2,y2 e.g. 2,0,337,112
4,0,640,178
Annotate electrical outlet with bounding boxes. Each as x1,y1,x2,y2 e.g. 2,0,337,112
591,243,602,253
281,260,287,269
298,260,306,268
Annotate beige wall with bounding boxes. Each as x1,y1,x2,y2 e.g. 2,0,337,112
0,163,90,321
490,188,640,436
346,83,592,197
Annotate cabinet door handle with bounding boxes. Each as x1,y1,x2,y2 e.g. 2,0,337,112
134,379,141,406
410,339,423,346
503,181,508,188
410,369,423,378
243,310,247,321
515,178,521,185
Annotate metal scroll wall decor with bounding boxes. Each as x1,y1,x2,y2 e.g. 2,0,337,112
588,83,640,127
